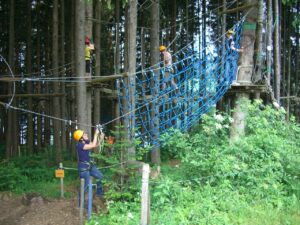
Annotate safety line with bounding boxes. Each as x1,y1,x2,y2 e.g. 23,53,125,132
0,54,16,107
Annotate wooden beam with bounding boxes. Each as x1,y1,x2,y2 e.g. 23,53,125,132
0,73,127,83
218,3,258,15
0,77,23,82
226,84,267,94
90,73,127,84
0,93,65,98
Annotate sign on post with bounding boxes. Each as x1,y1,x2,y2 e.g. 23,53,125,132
55,163,64,198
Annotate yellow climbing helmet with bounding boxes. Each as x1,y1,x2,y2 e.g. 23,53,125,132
159,45,166,52
73,129,84,141
227,29,235,35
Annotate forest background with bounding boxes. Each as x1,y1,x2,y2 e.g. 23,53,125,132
0,0,300,224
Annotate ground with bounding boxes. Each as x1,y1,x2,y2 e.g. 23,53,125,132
0,192,91,225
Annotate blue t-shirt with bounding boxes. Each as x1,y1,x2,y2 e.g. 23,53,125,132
76,140,91,166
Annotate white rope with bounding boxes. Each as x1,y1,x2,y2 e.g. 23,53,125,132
0,54,16,107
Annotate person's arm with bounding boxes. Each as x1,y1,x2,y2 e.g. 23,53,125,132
230,40,243,53
164,51,172,65
83,129,103,150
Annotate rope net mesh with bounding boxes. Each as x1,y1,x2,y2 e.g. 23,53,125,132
117,21,243,146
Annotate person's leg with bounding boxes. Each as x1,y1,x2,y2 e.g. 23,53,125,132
162,71,169,90
90,166,104,196
85,60,91,76
232,60,238,83
171,77,178,89
224,60,231,84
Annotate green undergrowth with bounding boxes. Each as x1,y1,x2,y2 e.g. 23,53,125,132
88,100,300,225
0,149,79,198
1,100,300,224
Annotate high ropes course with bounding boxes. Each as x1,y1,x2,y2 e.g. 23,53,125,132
117,19,244,146
0,12,245,148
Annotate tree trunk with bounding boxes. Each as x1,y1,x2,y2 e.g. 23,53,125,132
93,0,101,126
36,0,42,151
266,0,273,87
171,0,177,51
85,1,93,135
274,0,281,104
6,0,18,158
75,0,88,131
26,0,34,154
252,0,263,83
114,0,121,129
127,0,137,160
68,0,76,157
150,0,160,164
286,8,291,121
217,0,227,111
44,23,51,147
60,0,67,151
295,2,300,121
230,0,258,142
53,0,62,161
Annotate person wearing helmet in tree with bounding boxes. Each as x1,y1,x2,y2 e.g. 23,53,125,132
159,45,178,90
85,36,94,76
225,29,243,85
73,128,105,198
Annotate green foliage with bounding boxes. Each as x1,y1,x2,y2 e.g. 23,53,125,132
0,149,78,193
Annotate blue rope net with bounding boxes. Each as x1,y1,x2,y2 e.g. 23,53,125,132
117,20,244,146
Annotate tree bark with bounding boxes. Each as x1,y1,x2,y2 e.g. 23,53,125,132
286,8,291,121
230,0,258,142
53,0,62,161
75,0,88,131
93,0,101,126
127,0,137,159
150,0,160,164
60,0,67,151
85,0,93,136
36,0,42,151
6,0,18,158
26,0,34,154
217,0,227,111
266,0,273,87
274,0,281,104
252,0,263,83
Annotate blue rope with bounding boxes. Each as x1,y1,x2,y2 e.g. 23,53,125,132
117,20,244,146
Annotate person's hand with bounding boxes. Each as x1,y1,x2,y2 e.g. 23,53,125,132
100,132,105,141
239,47,244,53
95,128,99,135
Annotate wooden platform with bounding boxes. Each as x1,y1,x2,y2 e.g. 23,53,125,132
226,82,268,94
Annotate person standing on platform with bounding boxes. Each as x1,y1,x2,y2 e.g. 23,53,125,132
160,45,178,90
225,30,243,85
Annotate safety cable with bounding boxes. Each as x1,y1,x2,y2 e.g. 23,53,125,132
0,53,16,107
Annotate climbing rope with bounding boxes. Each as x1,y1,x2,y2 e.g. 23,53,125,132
118,19,244,146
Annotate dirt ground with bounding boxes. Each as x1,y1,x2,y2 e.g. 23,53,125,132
0,192,99,225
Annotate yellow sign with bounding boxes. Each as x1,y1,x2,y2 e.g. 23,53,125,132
55,169,65,178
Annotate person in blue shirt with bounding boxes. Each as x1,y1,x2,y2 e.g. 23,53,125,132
225,30,243,85
73,128,105,197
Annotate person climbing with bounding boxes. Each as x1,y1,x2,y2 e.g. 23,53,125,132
159,45,178,90
85,36,94,76
73,128,105,199
224,29,243,85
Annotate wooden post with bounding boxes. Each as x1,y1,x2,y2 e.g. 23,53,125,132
79,178,85,225
87,177,93,220
141,163,150,225
59,162,64,198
